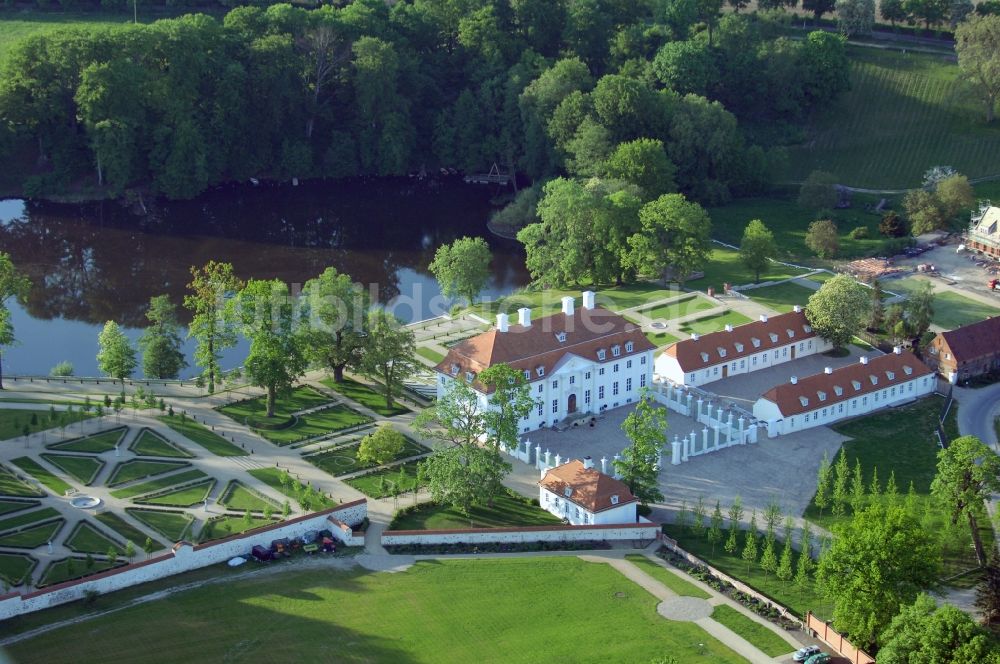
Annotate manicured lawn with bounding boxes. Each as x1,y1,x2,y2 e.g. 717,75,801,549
247,468,335,510
662,525,825,620
95,512,162,549
198,515,277,542
0,520,64,549
48,427,126,453
0,552,35,585
679,311,753,335
129,429,192,458
10,457,72,495
784,46,1000,188
640,294,715,321
645,330,680,348
106,460,189,487
889,278,1000,330
306,437,427,477
157,416,248,457
8,558,749,664
346,460,425,498
137,480,215,508
0,464,43,497
250,406,373,446
39,557,117,588
218,386,333,423
218,481,278,513
710,604,793,657
415,346,445,364
109,469,208,499
126,509,193,542
320,377,410,417
598,282,681,310
470,283,681,319
688,248,811,292
39,454,104,486
0,408,93,441
65,521,123,555
624,554,712,599
0,498,38,516
0,506,60,533
747,281,815,314
390,491,562,530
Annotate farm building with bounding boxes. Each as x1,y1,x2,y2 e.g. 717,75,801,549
752,350,935,437
654,308,831,387
538,458,638,526
967,202,1000,258
924,316,1000,383
434,292,655,434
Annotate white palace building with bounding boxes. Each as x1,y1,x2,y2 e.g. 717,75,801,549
434,291,655,434
655,308,832,387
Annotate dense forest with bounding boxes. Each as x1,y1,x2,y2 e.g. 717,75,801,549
0,0,850,202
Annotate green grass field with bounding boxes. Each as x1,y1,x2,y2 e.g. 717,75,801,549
48,427,125,453
0,506,60,533
126,509,192,542
645,330,680,348
129,429,191,458
415,346,445,364
137,480,215,508
39,557,117,588
0,408,92,441
39,454,104,486
0,552,35,585
0,520,64,549
785,47,1000,188
109,468,207,499
390,491,562,530
468,282,680,320
320,377,410,417
346,460,424,498
218,481,278,513
623,554,712,599
748,281,816,314
157,416,248,457
889,278,1000,329
688,248,811,292
106,460,189,487
218,387,333,423
251,406,373,446
65,521,123,555
640,294,715,321
247,468,335,510
7,558,748,663
710,604,792,657
0,498,38,516
679,311,753,335
306,437,427,477
0,464,43,497
10,457,72,495
198,515,277,542
95,512,161,549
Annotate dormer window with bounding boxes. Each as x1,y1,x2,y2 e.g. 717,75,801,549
612,345,621,357
537,367,545,378
818,391,827,402
625,341,633,353
700,352,709,362
886,371,895,380
450,364,460,377
903,366,913,375
563,487,573,497
751,337,761,348
465,371,475,383
597,349,606,361
834,386,843,396
610,495,619,505
734,342,744,352
804,325,813,333
555,332,567,343
869,375,878,385
799,396,810,407
852,380,861,391
717,347,727,358
786,329,795,338
523,370,531,380
769,333,778,343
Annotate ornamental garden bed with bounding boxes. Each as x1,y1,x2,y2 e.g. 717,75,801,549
9,458,71,495
0,519,65,549
134,479,216,508
0,506,60,533
0,498,40,516
95,512,162,549
47,427,127,453
319,377,410,417
218,480,278,513
65,520,124,555
0,552,35,586
129,428,193,458
126,508,193,542
638,294,715,321
246,405,373,446
157,415,248,457
0,408,93,441
246,468,335,510
390,491,560,531
305,437,427,477
39,453,104,485
110,468,209,500
0,465,43,497
106,460,191,487
345,460,424,498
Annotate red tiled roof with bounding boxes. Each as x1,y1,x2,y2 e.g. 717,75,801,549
937,316,1000,364
538,460,637,513
759,352,933,417
661,310,817,372
435,306,654,393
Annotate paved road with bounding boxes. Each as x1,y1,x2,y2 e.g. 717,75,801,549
955,383,1000,449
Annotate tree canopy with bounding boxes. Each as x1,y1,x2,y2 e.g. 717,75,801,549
429,236,493,305
806,274,870,348
0,253,30,389
738,219,777,284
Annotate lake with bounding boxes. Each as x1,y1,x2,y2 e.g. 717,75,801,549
0,177,529,377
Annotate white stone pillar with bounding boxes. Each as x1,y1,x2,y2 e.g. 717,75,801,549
701,427,709,454
535,444,542,467
671,437,682,465
714,425,721,449
688,431,696,459
696,398,703,423
686,393,693,416
717,406,724,424
554,453,562,467
727,411,734,429
613,454,622,479
738,417,745,446
601,456,608,474
544,449,551,467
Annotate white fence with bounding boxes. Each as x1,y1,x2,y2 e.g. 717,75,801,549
504,440,623,479
382,522,658,546
0,500,367,621
652,382,761,465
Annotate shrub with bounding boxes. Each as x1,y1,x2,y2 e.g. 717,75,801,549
50,361,74,377
848,226,870,239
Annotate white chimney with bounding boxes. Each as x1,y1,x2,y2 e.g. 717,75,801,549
692,333,700,341
824,367,833,374
790,376,798,385
582,291,596,310
759,314,768,323
518,307,531,328
496,313,509,333
561,296,575,317
893,346,902,355
860,356,869,365
725,324,734,332
583,456,594,470
793,305,802,313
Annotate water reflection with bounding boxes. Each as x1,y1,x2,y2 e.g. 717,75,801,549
0,178,528,376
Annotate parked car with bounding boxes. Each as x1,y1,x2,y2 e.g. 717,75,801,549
302,530,320,545
270,538,292,557
251,545,272,562
804,653,831,664
793,646,821,662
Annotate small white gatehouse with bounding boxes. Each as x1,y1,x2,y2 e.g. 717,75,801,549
538,458,638,526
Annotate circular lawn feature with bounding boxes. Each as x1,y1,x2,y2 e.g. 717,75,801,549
246,414,296,431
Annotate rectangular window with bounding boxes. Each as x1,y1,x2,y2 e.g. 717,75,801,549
813,412,818,421
552,380,558,389
569,376,575,385
731,362,736,371
612,345,621,357
641,356,646,365
599,385,605,399
640,374,646,388
614,363,619,373
552,399,558,414
626,377,632,391
625,341,633,353
714,367,719,375
585,371,591,380
613,381,619,396
838,403,843,413
626,360,632,369
599,367,605,376
690,373,695,382
752,356,757,365
585,390,591,404
740,359,745,369
537,384,543,394
537,403,543,416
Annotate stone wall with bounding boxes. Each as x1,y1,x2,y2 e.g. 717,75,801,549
382,522,658,546
0,499,367,621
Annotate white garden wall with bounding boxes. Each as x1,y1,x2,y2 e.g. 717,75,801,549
381,521,658,546
0,499,367,622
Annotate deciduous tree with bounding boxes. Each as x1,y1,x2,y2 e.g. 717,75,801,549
429,236,493,305
956,15,1000,123
478,363,534,452
931,434,1000,566
414,377,487,448
357,425,407,467
806,274,869,348
356,309,416,410
299,267,368,383
421,444,511,520
625,194,712,285
184,261,242,393
878,594,996,663
615,390,668,504
798,170,838,210
138,295,187,379
805,219,839,258
739,219,777,283
602,138,677,200
0,253,30,389
836,0,876,35
97,321,136,386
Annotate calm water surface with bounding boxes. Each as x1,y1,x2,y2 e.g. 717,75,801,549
0,178,528,377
